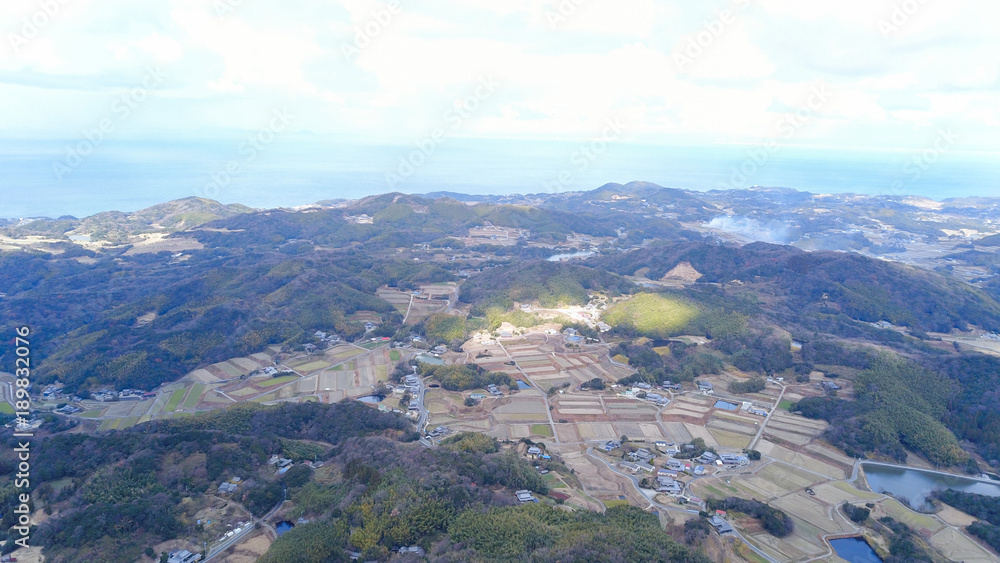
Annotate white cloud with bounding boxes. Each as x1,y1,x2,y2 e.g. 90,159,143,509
0,0,998,150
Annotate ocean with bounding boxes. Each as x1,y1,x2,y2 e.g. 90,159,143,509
2,137,998,218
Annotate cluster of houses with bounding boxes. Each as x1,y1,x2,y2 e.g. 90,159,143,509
614,439,753,497
515,490,539,503
425,426,451,441
90,388,155,402
268,455,295,475
217,476,242,495
313,330,341,343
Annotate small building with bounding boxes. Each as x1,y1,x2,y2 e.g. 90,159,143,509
698,451,719,464
693,465,706,476
620,461,640,473
696,381,713,393
602,440,622,452
515,490,539,503
821,381,841,392
709,516,734,534
398,546,425,556
527,446,542,457
218,482,238,494
720,453,750,467
166,550,201,563
636,462,655,473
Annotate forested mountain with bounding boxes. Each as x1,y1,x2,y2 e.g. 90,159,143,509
4,186,1000,562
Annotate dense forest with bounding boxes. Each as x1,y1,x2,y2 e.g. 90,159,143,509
595,240,1000,333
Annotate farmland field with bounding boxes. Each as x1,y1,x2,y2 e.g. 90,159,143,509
257,375,299,388
181,383,205,409
164,389,187,412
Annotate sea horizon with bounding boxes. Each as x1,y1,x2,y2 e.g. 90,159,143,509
3,137,999,219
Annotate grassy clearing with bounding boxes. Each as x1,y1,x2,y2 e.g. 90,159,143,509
79,409,105,418
390,350,401,361
182,383,205,409
0,403,14,414
164,389,187,412
257,375,299,388
602,499,631,509
296,360,332,372
778,399,794,411
360,341,387,350
531,424,554,437
602,293,700,337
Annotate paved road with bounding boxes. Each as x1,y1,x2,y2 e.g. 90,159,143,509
203,487,286,562
749,382,786,450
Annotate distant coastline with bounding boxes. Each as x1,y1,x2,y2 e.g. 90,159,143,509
4,138,1000,219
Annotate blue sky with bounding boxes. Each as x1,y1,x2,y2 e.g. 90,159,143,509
1,1,999,217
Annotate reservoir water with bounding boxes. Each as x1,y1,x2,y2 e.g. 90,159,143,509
516,380,531,390
547,250,595,262
357,394,385,404
275,521,294,536
863,463,1000,510
830,537,881,563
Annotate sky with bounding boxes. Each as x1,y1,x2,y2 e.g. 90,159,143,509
1,0,999,216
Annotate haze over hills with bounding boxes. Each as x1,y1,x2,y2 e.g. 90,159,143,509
3,183,1000,562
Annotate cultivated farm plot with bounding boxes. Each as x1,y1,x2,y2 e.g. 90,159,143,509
576,422,618,441
213,361,246,379
291,359,332,373
491,397,549,423
376,287,412,312
757,441,847,479
189,368,220,384
928,527,998,562
661,422,693,443
708,428,753,449
325,345,366,362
